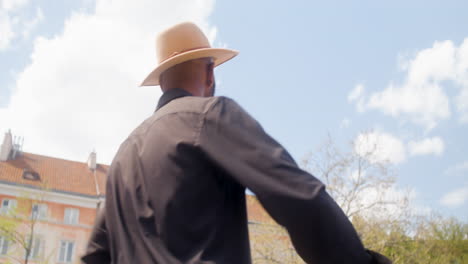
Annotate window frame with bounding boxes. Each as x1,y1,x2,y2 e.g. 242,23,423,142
63,208,79,225
57,240,75,263
25,235,44,260
0,198,17,214
31,203,48,220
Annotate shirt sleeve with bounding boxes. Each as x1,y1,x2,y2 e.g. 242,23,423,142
197,97,372,264
81,207,111,264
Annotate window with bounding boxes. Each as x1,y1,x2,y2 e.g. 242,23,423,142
58,240,74,263
22,170,40,181
31,204,48,220
25,236,43,260
0,199,17,214
0,236,9,255
63,208,79,225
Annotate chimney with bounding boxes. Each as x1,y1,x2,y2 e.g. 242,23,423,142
0,130,13,161
87,151,97,170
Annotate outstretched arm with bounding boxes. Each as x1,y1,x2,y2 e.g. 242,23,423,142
198,97,374,264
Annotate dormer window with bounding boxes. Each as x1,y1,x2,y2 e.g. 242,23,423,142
22,170,40,181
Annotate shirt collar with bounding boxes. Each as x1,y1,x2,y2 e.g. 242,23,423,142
156,88,193,111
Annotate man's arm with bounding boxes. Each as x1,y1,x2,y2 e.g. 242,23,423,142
81,207,111,264
197,97,374,264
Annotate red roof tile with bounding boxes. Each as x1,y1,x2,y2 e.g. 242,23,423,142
0,152,108,197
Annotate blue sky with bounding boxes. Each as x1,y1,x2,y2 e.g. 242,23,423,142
1,0,467,220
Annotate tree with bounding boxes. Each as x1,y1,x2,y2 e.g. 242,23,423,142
300,132,467,264
0,185,54,264
301,133,410,220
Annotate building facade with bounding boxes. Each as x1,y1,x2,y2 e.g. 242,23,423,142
0,131,106,264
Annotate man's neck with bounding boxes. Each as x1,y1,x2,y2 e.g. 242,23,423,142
156,88,193,111
162,83,204,97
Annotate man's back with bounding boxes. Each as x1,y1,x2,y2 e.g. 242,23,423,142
105,93,252,263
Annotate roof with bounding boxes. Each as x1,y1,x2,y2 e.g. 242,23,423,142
0,152,108,197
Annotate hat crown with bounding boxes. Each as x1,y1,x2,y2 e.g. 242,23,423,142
156,22,211,64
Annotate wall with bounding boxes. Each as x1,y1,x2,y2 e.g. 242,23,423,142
0,193,97,264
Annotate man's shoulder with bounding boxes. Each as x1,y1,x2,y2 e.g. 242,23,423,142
126,96,238,137
125,96,242,141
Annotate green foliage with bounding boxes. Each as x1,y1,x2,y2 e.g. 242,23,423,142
0,186,51,264
352,213,468,264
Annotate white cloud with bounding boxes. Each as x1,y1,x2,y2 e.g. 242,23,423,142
1,0,29,11
440,185,468,208
406,40,457,85
408,137,445,156
354,131,406,164
353,132,446,164
337,180,417,220
367,82,450,130
456,40,468,123
0,0,218,164
347,83,366,112
360,186,415,219
350,38,468,130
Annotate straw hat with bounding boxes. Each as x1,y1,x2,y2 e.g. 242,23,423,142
141,22,239,86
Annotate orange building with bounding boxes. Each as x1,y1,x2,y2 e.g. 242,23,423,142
0,131,107,264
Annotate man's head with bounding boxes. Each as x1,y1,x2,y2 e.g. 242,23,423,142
159,57,216,97
140,22,238,91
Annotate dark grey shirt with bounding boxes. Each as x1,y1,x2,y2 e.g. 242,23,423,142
82,89,377,264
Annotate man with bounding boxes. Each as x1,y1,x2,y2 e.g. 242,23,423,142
82,22,391,264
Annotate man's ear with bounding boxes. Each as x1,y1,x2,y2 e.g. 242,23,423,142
206,62,214,87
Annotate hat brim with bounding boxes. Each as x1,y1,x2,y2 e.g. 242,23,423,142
140,48,239,86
